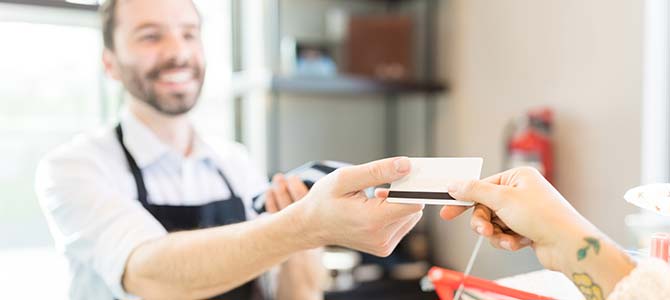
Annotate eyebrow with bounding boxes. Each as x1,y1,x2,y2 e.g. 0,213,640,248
132,22,200,33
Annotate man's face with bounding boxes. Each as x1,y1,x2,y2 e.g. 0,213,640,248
104,0,205,116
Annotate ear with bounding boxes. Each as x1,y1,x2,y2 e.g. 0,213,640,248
102,49,122,81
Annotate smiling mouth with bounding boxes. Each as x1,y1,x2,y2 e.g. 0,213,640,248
155,69,197,84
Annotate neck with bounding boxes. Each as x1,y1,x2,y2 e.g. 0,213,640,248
128,96,194,157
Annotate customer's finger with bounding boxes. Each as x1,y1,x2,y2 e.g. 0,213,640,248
471,204,494,236
489,232,531,251
448,180,511,211
439,206,470,220
491,216,510,231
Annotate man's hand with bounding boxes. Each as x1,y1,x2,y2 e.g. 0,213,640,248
265,174,309,213
121,157,423,300
294,157,424,257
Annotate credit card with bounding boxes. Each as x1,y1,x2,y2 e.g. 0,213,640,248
386,157,483,206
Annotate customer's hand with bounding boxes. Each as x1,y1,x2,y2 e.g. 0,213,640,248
265,174,309,213
440,167,635,298
440,167,597,270
295,157,424,257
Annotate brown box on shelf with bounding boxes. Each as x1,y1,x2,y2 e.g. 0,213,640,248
346,15,414,81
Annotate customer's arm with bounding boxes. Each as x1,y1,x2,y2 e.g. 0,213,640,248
440,167,636,299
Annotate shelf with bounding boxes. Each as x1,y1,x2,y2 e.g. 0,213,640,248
271,75,446,95
0,0,98,11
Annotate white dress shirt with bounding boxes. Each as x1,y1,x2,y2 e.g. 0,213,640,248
35,112,269,300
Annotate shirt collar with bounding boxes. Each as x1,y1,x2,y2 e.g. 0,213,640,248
119,112,215,168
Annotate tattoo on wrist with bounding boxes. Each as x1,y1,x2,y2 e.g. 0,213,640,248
577,237,601,261
572,272,604,300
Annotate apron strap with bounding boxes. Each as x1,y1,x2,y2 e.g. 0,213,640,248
115,123,240,206
215,169,242,200
115,124,149,205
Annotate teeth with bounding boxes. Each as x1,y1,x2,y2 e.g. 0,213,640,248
159,70,193,83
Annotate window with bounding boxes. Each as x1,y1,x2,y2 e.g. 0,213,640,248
0,0,269,298
0,7,107,250
0,4,109,298
629,0,670,250
641,0,670,184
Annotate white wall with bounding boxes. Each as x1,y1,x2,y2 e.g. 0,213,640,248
275,94,429,171
430,0,644,278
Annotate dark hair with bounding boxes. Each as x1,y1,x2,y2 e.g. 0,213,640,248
100,0,118,50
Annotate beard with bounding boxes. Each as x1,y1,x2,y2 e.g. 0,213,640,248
118,58,205,116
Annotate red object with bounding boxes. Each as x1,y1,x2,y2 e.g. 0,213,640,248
427,267,555,300
651,232,670,262
505,108,554,183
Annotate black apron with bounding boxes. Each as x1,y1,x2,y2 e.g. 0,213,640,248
115,124,258,300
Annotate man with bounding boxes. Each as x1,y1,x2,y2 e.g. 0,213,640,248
35,0,424,299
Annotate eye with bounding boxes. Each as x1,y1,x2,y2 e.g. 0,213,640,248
183,31,199,41
139,33,160,43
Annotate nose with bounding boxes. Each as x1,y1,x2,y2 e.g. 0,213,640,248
161,31,192,66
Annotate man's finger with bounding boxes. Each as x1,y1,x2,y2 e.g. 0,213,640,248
375,188,390,198
265,190,278,213
391,211,423,242
272,174,293,209
378,200,424,221
382,211,424,256
333,157,411,194
448,180,510,210
287,176,309,200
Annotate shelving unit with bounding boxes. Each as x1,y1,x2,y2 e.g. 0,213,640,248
272,75,446,95
267,3,445,298
267,0,446,173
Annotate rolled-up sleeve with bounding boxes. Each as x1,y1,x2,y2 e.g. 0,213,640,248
36,147,167,299
607,258,670,300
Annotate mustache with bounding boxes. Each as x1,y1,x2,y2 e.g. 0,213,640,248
146,59,202,80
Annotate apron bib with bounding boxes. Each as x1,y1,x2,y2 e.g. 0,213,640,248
116,124,257,300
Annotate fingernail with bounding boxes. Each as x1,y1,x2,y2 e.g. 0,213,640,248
500,240,512,250
394,157,410,173
476,226,484,235
520,238,532,245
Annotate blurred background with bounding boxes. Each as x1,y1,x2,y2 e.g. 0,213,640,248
1,0,669,299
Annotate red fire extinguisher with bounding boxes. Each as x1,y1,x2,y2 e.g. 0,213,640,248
504,108,554,183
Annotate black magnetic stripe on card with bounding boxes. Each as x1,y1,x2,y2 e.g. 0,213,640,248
388,191,455,200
